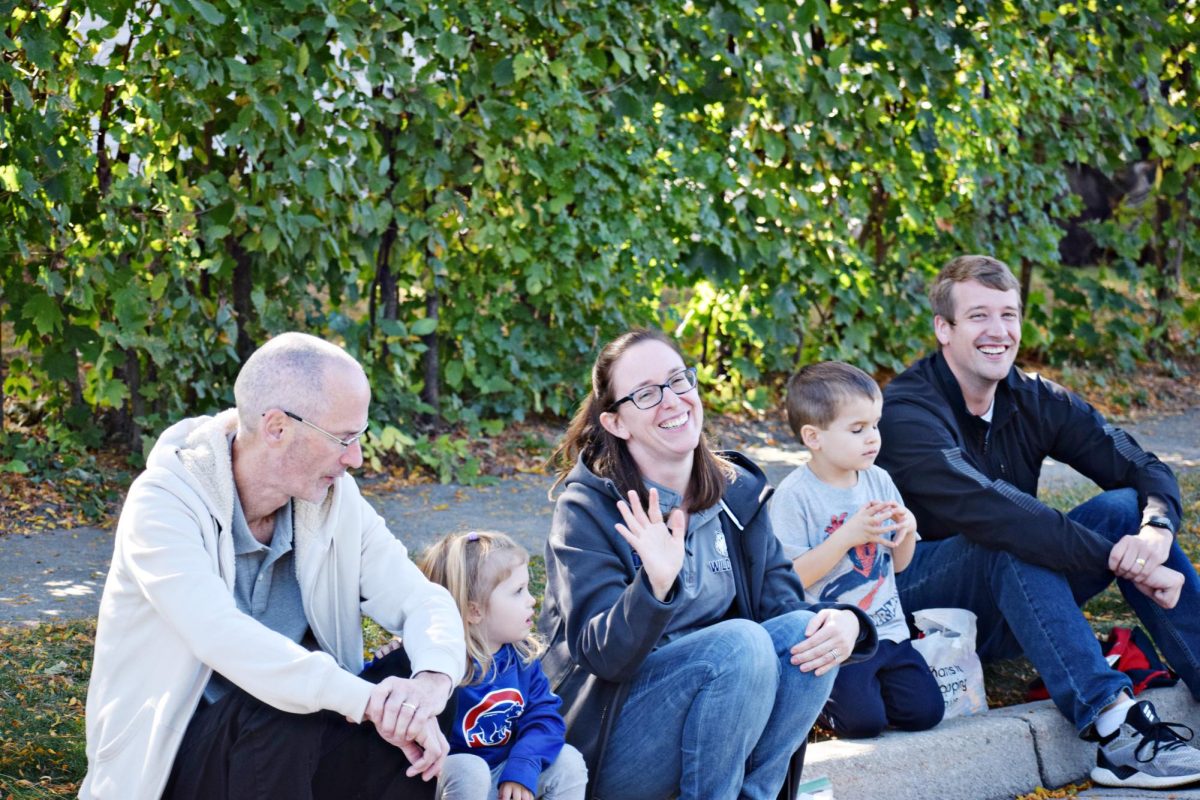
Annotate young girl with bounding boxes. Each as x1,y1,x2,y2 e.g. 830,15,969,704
419,531,587,800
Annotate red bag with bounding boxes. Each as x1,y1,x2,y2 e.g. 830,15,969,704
1025,626,1178,702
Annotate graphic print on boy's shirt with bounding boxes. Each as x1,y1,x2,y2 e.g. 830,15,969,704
818,511,891,613
768,464,913,642
463,688,525,748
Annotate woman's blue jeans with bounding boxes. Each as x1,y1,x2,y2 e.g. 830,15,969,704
593,610,834,800
897,488,1200,734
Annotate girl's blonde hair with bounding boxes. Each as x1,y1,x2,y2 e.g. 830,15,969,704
419,531,544,685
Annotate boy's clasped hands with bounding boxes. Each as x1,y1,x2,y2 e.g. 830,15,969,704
834,499,915,550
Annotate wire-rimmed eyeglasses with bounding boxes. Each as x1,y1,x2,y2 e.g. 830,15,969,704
275,410,368,448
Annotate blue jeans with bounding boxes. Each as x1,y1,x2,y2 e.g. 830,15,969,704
593,611,835,800
897,488,1200,734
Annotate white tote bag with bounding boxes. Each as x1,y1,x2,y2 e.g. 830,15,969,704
910,607,988,718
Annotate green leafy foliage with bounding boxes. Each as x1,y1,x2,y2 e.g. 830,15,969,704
2,0,1197,478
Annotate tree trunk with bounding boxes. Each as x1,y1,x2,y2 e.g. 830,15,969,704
857,175,889,265
421,272,440,422
1152,196,1176,332
124,347,143,451
1019,258,1033,312
228,237,255,363
67,355,84,412
147,358,165,420
372,220,399,331
372,120,401,335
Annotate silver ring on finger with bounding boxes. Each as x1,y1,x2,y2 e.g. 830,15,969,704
831,648,840,660
401,701,418,711
1135,558,1147,566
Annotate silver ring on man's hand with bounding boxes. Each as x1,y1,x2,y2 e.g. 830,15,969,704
401,702,418,710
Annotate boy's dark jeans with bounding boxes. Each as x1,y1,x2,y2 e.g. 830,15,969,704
163,649,451,800
820,637,945,738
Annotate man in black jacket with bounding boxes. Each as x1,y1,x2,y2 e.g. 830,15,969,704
878,255,1200,790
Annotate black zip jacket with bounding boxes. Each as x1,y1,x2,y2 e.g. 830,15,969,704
537,451,878,800
877,352,1182,574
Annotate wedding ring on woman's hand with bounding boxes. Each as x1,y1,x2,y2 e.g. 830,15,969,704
401,702,418,711
1135,558,1147,566
830,648,839,660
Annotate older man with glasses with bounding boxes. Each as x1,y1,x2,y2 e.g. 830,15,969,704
82,332,466,800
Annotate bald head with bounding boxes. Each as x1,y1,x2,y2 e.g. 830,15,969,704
234,333,366,435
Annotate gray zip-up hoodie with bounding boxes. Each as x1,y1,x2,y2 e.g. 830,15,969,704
538,451,877,799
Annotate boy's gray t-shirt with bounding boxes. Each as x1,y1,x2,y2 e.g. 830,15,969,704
769,464,914,643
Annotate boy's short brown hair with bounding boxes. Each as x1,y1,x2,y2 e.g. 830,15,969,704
786,361,882,439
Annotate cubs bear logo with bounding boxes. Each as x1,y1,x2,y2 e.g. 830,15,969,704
462,688,525,748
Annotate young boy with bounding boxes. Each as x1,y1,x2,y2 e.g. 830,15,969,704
769,361,944,738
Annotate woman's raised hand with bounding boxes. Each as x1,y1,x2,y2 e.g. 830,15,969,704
615,487,687,601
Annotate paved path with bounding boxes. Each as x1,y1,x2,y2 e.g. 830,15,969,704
2,409,1197,628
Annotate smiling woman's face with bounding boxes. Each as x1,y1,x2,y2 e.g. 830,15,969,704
600,339,703,473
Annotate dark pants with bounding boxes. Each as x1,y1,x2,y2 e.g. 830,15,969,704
821,638,945,739
163,649,445,800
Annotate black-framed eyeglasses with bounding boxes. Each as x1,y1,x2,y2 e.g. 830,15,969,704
608,367,698,411
276,410,368,448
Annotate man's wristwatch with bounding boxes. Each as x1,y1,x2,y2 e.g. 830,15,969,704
1144,515,1175,535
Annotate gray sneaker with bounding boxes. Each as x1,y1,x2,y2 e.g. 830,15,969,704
1091,700,1200,789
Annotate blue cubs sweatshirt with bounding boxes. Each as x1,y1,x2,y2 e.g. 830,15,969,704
448,644,567,792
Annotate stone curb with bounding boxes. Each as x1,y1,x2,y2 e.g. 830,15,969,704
805,683,1200,800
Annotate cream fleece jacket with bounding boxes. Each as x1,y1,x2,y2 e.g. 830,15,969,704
80,410,465,799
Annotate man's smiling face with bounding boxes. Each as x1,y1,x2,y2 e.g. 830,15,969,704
934,279,1022,395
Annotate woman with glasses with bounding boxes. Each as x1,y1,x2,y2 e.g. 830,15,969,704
537,328,877,800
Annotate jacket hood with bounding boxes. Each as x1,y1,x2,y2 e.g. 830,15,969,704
559,449,771,526
143,409,337,540
145,410,240,532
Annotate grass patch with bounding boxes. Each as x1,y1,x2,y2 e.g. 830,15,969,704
0,620,93,798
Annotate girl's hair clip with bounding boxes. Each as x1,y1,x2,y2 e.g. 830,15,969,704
465,532,480,542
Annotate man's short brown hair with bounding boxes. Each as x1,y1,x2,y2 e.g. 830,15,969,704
786,361,881,440
929,255,1022,321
